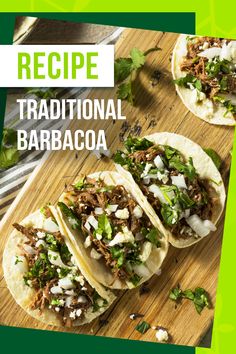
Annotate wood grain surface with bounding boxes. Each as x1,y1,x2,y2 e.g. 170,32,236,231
0,28,234,347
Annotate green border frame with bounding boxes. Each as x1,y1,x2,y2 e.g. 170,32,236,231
0,7,236,354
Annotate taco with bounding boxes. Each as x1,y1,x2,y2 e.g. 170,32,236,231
3,205,115,327
172,34,236,125
56,171,169,290
113,133,225,248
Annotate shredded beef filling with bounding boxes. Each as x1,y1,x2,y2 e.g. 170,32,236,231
14,222,103,326
61,178,161,285
179,36,236,108
126,145,215,240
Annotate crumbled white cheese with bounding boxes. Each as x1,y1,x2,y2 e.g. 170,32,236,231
115,208,130,220
90,248,102,260
156,328,169,342
36,231,46,239
69,310,77,319
55,307,61,312
133,205,143,219
74,275,85,286
76,309,82,317
65,289,76,296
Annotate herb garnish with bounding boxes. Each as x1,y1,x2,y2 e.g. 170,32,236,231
57,202,81,230
174,74,202,91
115,47,161,104
27,88,57,99
96,214,112,240
0,128,19,169
135,320,151,334
204,148,222,170
169,286,211,314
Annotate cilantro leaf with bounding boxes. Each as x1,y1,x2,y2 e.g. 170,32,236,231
114,58,133,83
161,204,179,226
169,286,211,314
97,214,112,240
117,82,134,104
145,228,161,247
135,321,151,334
130,48,146,69
115,46,161,105
57,202,81,230
0,128,19,169
124,136,153,153
174,74,202,92
204,148,222,170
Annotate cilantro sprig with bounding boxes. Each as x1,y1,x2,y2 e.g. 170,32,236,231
169,286,211,314
115,47,161,105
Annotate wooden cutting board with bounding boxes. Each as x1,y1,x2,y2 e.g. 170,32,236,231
0,28,234,347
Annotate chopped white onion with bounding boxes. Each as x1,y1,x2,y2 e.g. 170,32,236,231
84,236,92,248
48,250,69,268
133,264,151,278
94,207,103,215
50,285,63,295
35,240,46,248
154,155,164,169
106,204,119,213
43,218,60,233
90,248,102,260
115,208,129,220
184,209,190,218
203,220,217,232
143,177,150,185
23,244,36,255
109,227,134,246
139,241,152,263
65,296,73,308
87,215,98,230
198,47,221,59
171,174,187,189
77,295,87,303
185,214,210,237
148,184,167,204
84,220,91,231
58,276,75,290
133,205,143,219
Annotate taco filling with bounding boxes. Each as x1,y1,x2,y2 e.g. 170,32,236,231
175,36,236,119
58,177,163,287
114,137,218,240
13,208,107,327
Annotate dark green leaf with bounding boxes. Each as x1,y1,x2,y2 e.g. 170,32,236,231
124,136,153,153
145,228,161,247
117,82,134,104
204,148,222,170
130,48,145,69
57,202,81,230
161,204,179,226
135,321,151,334
169,286,182,301
114,58,133,83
